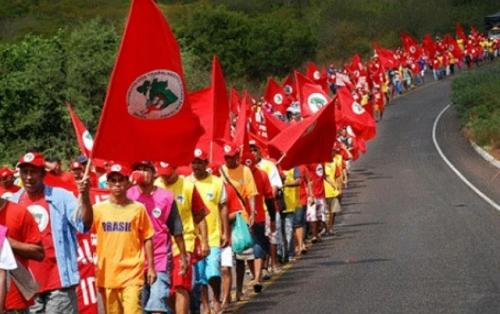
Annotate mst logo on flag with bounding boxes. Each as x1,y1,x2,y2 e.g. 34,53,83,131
127,70,184,119
307,92,328,113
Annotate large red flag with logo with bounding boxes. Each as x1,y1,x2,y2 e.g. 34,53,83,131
295,71,331,118
268,102,336,169
337,87,376,141
66,102,94,157
92,0,202,166
305,62,329,93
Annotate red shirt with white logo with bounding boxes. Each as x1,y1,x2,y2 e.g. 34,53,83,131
19,193,62,292
0,201,41,310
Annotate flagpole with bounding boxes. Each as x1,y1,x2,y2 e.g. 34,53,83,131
276,153,287,165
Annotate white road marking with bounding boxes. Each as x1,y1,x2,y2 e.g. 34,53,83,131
432,104,500,211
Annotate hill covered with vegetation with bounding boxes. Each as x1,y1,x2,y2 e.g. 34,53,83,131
0,0,498,163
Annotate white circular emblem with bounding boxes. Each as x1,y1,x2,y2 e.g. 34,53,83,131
111,164,122,172
82,130,94,151
152,207,162,218
273,93,283,105
410,46,416,54
160,161,169,168
127,70,184,120
307,93,328,113
224,145,231,154
27,205,49,232
315,164,324,177
23,153,35,163
206,192,214,201
313,70,321,80
284,85,293,95
352,101,365,115
244,159,252,167
354,70,360,78
194,149,203,157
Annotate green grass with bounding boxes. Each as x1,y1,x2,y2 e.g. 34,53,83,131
452,61,500,149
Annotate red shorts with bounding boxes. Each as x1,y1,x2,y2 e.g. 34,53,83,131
171,253,193,293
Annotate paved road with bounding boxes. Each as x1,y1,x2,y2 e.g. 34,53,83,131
237,78,500,313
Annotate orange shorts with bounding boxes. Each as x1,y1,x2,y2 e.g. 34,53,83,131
171,253,193,293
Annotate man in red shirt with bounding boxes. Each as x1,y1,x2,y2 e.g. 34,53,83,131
0,167,20,199
0,197,43,312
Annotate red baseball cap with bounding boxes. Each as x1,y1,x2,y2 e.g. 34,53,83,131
156,161,175,176
223,143,240,157
106,162,130,178
17,152,45,168
193,148,209,161
132,160,156,172
0,167,14,178
241,153,255,168
70,161,83,170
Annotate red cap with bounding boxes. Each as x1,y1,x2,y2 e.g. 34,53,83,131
106,162,130,177
241,153,255,168
132,160,156,172
70,161,83,170
223,143,240,157
0,167,14,178
17,152,45,168
156,161,175,176
193,148,209,161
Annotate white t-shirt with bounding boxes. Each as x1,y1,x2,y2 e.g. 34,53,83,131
0,240,17,270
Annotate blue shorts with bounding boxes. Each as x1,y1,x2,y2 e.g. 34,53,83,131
293,206,306,227
252,223,268,259
195,247,221,285
142,271,172,313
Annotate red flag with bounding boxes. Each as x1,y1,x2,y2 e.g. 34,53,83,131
456,22,467,42
373,43,399,70
229,87,241,116
443,34,463,59
295,71,331,118
400,32,422,60
210,56,230,141
281,75,296,99
66,102,94,157
268,102,336,169
92,0,201,165
264,78,288,114
422,34,437,59
337,87,376,141
305,62,328,92
263,110,287,140
233,91,250,147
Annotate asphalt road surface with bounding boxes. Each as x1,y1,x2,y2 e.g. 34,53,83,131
237,78,500,313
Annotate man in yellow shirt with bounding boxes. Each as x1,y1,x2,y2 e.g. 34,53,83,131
89,162,155,314
154,162,209,314
324,144,344,235
190,148,229,314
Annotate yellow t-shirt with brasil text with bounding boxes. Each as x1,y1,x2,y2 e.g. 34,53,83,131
92,200,154,289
